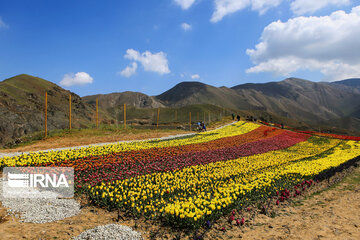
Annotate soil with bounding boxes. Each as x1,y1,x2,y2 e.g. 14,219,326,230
0,163,359,239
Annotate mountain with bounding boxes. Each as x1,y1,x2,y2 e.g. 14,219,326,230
155,78,360,125
156,81,254,110
81,78,360,134
330,79,360,122
232,77,360,121
83,91,164,110
331,78,360,88
0,74,95,146
153,78,360,134
330,78,360,94
82,92,165,123
1,74,360,147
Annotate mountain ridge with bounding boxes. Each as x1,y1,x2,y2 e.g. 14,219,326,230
82,77,360,134
1,74,360,147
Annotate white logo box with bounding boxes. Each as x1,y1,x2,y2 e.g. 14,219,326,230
2,167,74,199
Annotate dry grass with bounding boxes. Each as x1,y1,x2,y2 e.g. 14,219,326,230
0,129,189,153
0,118,234,153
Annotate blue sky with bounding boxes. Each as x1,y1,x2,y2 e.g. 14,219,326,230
0,0,359,96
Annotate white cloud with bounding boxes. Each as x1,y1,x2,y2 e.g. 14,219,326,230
174,0,196,10
119,62,138,77
60,72,94,87
251,0,283,14
181,22,192,31
211,0,282,23
246,6,360,81
124,49,170,75
291,0,350,15
191,74,200,79
0,17,8,28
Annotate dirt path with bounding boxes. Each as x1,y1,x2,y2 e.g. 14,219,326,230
0,120,235,154
0,130,190,153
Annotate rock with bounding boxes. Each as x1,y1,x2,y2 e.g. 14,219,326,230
73,224,143,240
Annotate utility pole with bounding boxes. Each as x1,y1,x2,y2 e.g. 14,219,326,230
124,104,126,129
69,94,72,130
96,98,99,128
189,112,191,131
45,92,47,137
157,108,160,129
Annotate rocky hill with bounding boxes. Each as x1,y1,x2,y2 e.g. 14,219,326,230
156,81,253,110
83,91,164,110
0,74,95,146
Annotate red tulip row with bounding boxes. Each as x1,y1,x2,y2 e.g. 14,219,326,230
41,125,282,171
73,130,309,188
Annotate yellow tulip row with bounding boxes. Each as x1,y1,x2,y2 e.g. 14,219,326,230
88,137,360,226
0,121,259,168
281,140,360,176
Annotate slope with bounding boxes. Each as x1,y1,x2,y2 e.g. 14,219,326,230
232,78,360,125
156,81,254,110
0,74,95,146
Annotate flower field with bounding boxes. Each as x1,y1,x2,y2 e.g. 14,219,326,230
1,121,360,229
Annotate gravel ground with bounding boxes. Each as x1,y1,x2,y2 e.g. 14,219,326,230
0,122,236,159
73,224,142,240
0,179,80,223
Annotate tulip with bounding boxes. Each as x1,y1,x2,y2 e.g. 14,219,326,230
241,218,245,225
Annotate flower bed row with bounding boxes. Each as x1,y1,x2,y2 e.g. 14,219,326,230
3,120,359,230
260,121,360,141
0,121,259,168
43,125,282,170
71,130,308,188
87,136,359,228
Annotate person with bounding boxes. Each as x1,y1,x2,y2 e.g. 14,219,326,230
197,121,201,131
281,123,284,129
232,113,235,120
202,122,207,131
236,115,240,121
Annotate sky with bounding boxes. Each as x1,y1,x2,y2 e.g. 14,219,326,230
0,0,359,97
